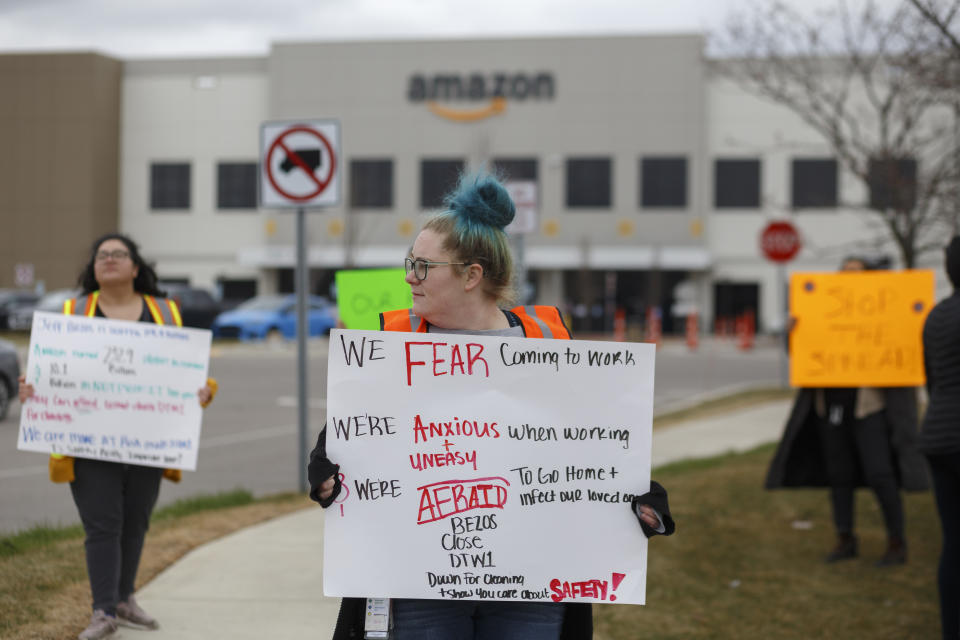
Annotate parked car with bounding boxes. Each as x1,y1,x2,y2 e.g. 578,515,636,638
162,284,221,329
0,338,19,420
211,294,337,340
6,289,77,331
0,290,40,330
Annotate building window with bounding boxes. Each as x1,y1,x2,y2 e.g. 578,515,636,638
217,162,258,210
640,157,687,208
350,159,393,208
714,159,761,209
566,157,612,208
150,163,191,210
420,159,465,209
869,157,917,211
792,159,838,208
492,158,538,182
278,268,295,294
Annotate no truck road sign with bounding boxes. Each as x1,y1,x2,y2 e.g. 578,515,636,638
260,120,340,208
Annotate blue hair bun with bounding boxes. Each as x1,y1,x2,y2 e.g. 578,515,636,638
445,173,515,230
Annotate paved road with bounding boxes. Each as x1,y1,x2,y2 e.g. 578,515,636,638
0,336,783,534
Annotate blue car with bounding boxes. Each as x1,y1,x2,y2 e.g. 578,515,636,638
211,294,338,340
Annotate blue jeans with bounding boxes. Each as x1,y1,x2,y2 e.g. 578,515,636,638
392,599,565,640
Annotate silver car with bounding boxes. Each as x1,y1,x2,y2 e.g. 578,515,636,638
0,338,19,421
6,289,76,331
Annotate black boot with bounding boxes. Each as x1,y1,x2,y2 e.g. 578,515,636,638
825,533,858,563
876,536,907,567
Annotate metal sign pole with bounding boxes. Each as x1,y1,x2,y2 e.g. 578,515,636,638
260,119,340,493
296,206,309,493
779,262,788,389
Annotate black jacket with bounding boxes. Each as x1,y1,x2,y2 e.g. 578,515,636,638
920,291,960,455
308,427,674,640
765,388,929,491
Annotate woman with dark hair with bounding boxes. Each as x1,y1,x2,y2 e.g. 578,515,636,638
308,173,674,640
767,256,928,566
919,235,960,640
19,233,217,640
76,233,166,298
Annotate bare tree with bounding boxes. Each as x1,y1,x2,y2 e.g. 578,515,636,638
713,0,960,266
907,0,960,57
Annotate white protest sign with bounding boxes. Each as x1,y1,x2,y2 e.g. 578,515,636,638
324,329,655,605
17,311,212,470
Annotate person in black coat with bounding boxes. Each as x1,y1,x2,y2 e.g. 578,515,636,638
919,235,960,640
766,257,929,567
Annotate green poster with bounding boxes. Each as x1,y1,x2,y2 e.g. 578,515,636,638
335,268,412,330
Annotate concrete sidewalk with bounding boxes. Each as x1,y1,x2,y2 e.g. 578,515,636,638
127,399,792,640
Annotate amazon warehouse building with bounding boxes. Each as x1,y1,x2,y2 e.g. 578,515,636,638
1,34,928,334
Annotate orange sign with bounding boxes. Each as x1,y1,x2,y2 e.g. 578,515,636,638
789,270,934,387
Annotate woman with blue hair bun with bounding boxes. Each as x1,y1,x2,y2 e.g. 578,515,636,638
309,172,675,640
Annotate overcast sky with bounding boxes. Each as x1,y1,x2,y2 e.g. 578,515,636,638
0,0,906,59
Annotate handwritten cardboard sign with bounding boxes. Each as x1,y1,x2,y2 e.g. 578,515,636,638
789,270,934,387
323,329,655,605
335,269,413,330
17,311,212,470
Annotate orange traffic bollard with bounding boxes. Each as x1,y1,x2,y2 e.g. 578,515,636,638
645,307,662,347
686,312,699,351
737,310,755,351
613,308,626,342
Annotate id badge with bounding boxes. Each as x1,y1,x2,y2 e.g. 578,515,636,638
364,598,390,639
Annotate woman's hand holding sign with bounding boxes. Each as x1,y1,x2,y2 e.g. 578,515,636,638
318,475,337,501
635,504,661,530
18,374,33,403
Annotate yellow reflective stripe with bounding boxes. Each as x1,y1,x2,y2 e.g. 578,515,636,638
63,299,74,315
167,299,183,327
50,453,65,459
143,295,165,325
85,291,99,317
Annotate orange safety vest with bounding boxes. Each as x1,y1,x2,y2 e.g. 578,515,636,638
379,305,571,340
63,290,183,326
49,291,189,483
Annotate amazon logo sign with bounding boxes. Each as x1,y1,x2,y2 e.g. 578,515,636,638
408,72,555,122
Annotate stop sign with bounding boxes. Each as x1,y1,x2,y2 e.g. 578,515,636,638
760,221,801,262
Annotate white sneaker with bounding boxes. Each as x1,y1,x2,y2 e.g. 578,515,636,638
78,609,117,640
117,594,160,629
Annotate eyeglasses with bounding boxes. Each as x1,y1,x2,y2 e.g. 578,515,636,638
405,257,466,281
95,250,131,262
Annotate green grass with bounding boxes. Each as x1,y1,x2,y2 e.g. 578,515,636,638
593,445,940,640
0,523,85,559
0,488,256,557
151,488,254,521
